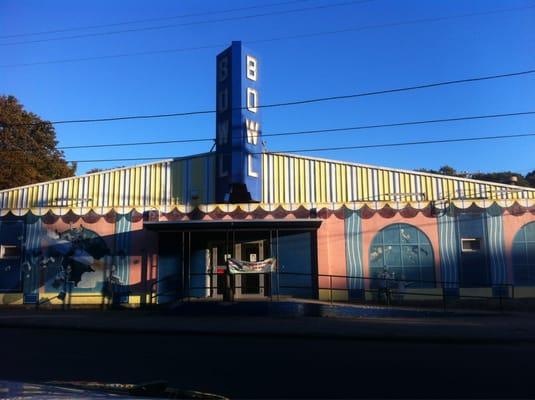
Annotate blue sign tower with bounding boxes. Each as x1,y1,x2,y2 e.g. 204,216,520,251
215,41,262,203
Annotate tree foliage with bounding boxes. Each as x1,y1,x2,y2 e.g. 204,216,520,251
418,165,534,188
0,95,76,190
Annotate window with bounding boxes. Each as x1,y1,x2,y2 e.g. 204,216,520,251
461,238,481,252
369,224,435,288
513,222,535,285
0,245,20,259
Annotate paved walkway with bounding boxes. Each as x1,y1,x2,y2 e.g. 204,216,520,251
0,304,534,343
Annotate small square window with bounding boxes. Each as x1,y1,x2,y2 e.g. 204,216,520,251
461,238,481,252
0,245,20,259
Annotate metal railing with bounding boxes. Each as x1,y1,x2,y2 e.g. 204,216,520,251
147,270,523,311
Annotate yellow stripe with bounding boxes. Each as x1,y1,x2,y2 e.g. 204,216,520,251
431,177,437,201
384,170,391,201
312,161,318,203
317,162,323,202
152,165,158,206
376,170,383,201
280,156,287,203
95,174,101,207
324,162,330,202
356,167,363,201
68,179,75,207
114,171,120,206
425,176,434,200
304,159,311,203
262,155,268,202
362,168,368,201
405,173,412,202
273,155,279,203
294,158,300,203
105,173,112,207
341,164,348,203
156,163,163,205
299,158,305,203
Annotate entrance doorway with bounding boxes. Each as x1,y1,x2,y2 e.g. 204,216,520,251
241,242,262,295
208,238,269,298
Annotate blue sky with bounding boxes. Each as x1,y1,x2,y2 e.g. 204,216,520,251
1,0,534,175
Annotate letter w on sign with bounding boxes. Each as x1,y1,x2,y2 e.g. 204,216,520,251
246,119,259,145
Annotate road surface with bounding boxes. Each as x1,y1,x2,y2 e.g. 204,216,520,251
0,326,532,398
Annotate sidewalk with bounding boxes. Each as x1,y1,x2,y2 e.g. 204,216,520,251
1,304,535,344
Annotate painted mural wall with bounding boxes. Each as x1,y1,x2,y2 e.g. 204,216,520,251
0,211,158,305
2,201,535,305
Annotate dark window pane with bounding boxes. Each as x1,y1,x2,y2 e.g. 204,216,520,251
527,243,535,264
512,242,526,265
400,226,418,244
383,226,400,244
417,230,430,244
402,245,420,266
384,245,401,267
369,246,384,269
525,223,535,242
419,245,433,265
402,266,420,283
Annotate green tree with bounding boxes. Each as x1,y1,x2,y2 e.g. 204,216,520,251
417,165,464,177
471,171,530,187
0,95,75,190
525,170,535,188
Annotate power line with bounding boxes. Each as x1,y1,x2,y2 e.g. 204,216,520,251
54,110,535,150
3,67,535,127
0,0,371,46
2,4,533,68
279,132,535,154
59,137,214,149
0,0,312,39
65,131,535,163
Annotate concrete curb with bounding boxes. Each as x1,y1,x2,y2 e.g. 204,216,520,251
0,317,533,345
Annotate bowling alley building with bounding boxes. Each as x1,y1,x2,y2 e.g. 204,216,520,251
1,42,535,306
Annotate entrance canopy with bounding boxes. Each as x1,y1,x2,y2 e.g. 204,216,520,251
144,218,322,231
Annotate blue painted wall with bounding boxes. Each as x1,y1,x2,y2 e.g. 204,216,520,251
0,218,23,292
272,231,315,298
344,209,365,299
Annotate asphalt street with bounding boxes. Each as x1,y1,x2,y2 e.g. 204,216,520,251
0,326,533,398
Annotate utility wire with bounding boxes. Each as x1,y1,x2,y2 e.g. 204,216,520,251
2,4,532,68
0,0,372,46
53,110,535,150
64,131,535,163
3,67,535,127
0,0,312,39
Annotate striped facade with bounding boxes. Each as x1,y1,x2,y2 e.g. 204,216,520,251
262,153,535,204
0,154,216,213
2,152,535,214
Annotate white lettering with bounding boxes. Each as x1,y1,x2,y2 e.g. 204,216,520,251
245,119,259,145
218,120,229,145
218,88,228,112
246,55,257,81
248,154,258,178
218,57,228,82
246,88,258,113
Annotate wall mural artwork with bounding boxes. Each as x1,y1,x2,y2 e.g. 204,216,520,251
41,226,112,298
